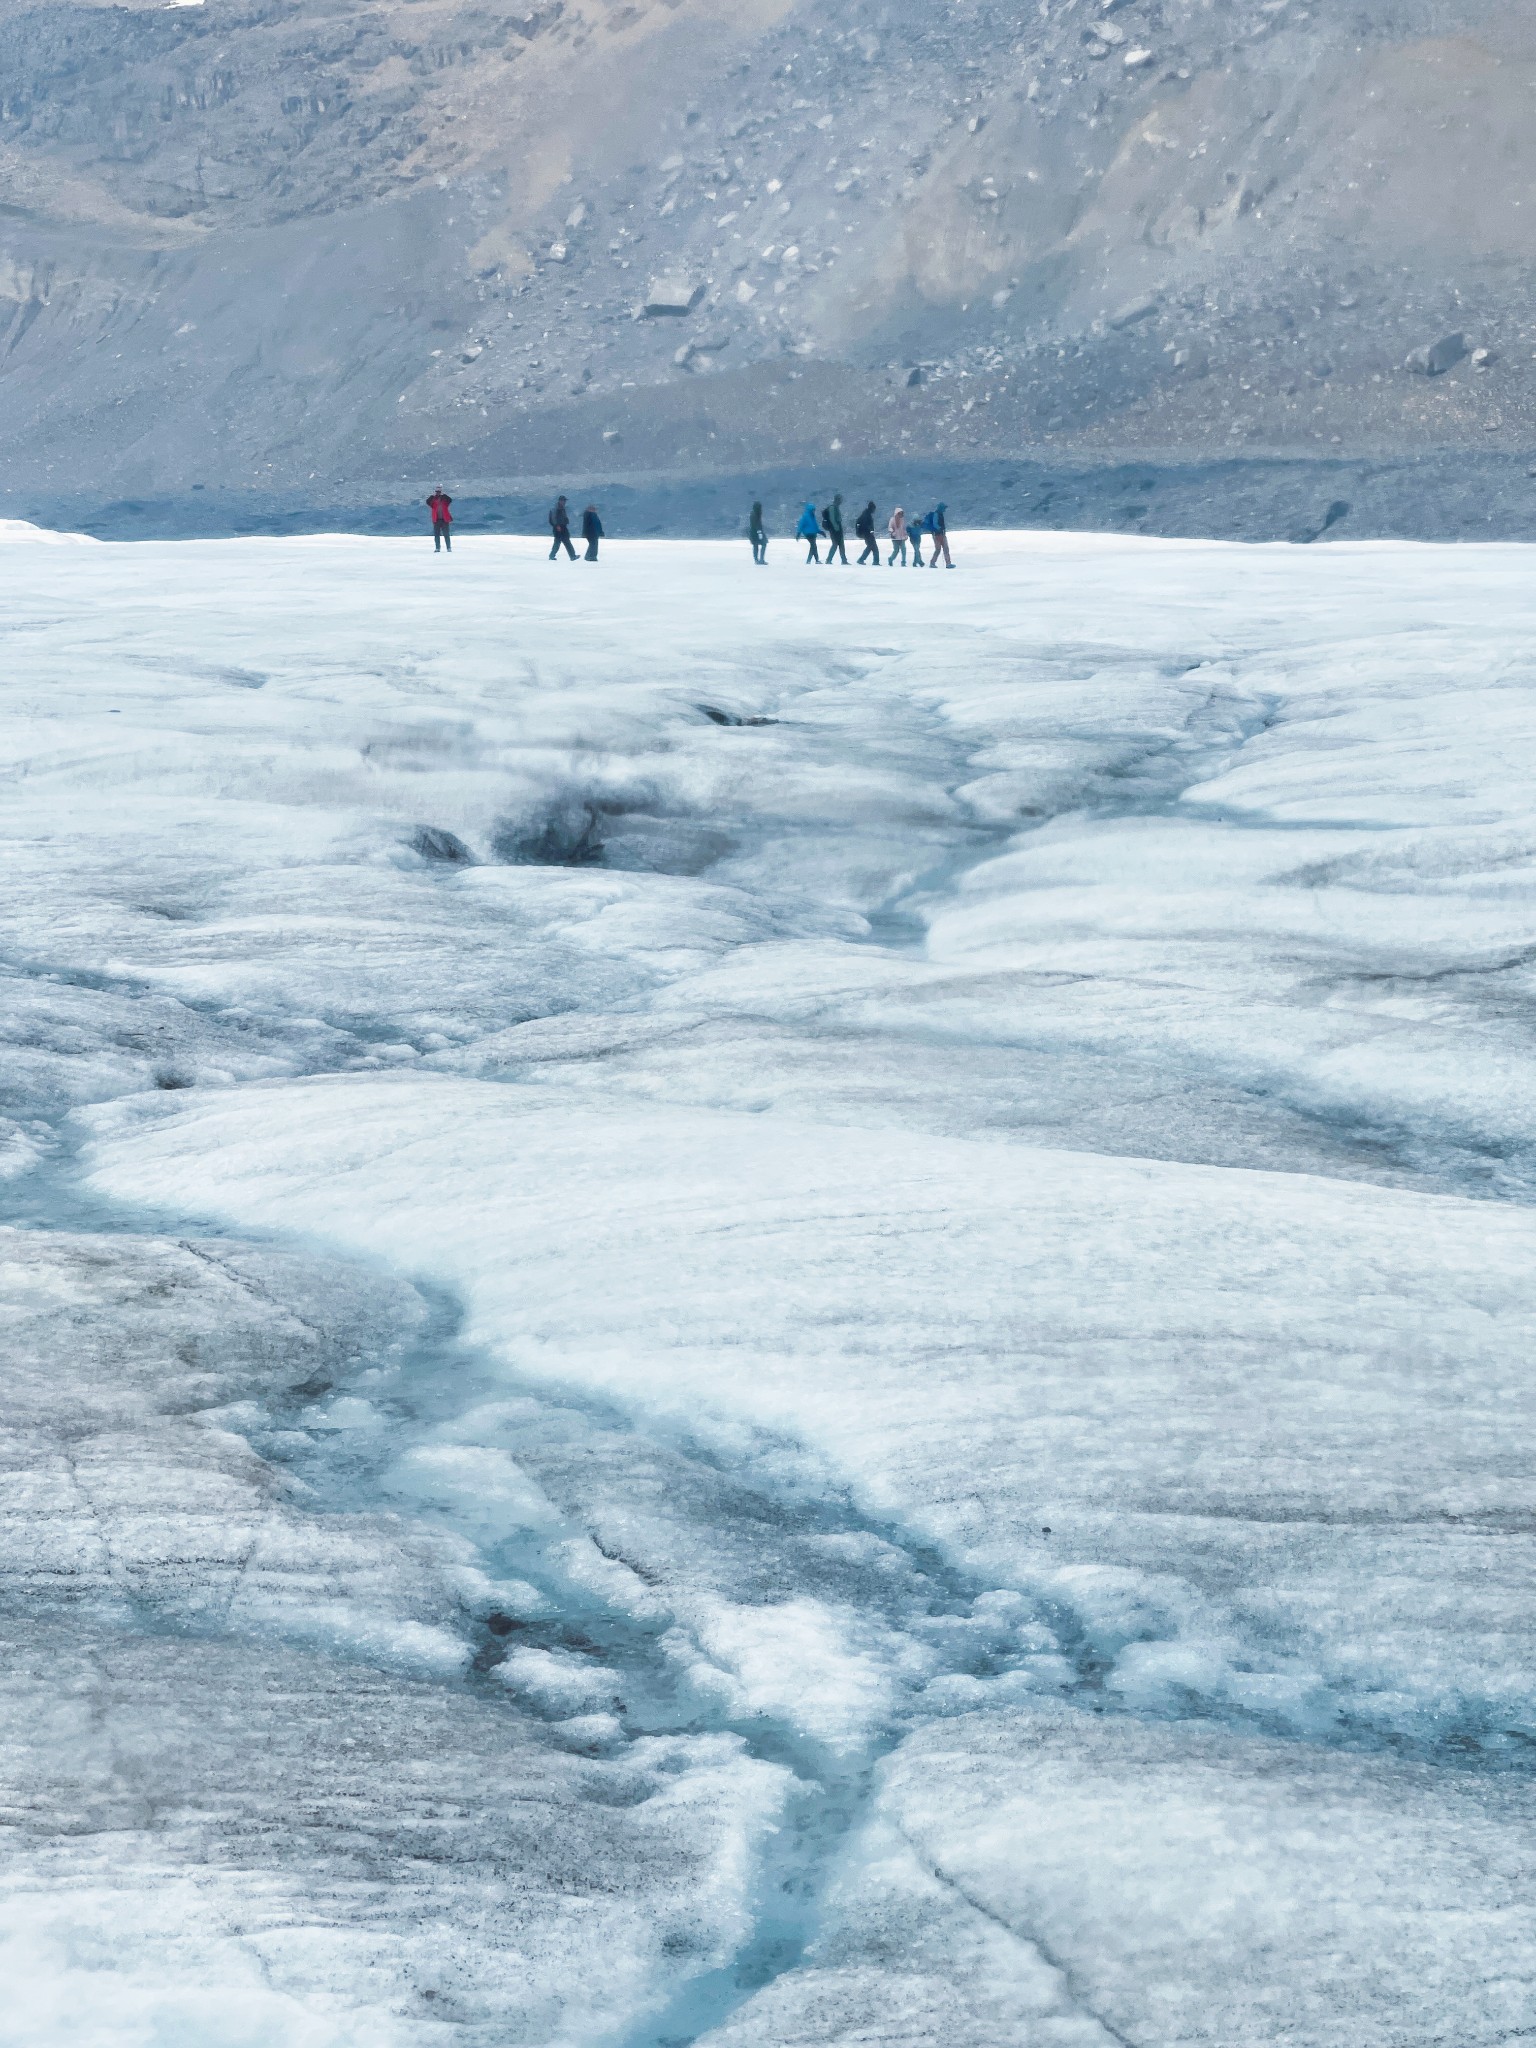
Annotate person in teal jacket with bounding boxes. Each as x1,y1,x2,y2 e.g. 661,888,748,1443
796,500,821,563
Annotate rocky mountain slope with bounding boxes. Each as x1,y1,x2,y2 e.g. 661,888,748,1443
0,0,1530,512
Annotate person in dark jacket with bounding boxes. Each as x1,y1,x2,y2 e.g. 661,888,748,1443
854,500,879,565
927,501,953,568
821,492,848,564
796,500,821,563
548,496,576,560
581,503,604,560
426,489,453,553
749,501,768,565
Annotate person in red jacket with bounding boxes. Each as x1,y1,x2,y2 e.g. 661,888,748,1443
426,489,453,553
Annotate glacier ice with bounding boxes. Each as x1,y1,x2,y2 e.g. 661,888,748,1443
3,525,1536,2041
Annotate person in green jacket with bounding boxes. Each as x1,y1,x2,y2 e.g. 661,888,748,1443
821,493,848,564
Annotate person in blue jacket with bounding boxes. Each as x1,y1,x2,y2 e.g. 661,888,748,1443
796,500,821,563
581,503,604,560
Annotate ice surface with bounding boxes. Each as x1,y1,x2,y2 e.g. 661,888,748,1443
5,525,1536,2040
0,1231,786,2046
0,1618,781,2048
85,1076,1536,1748
708,1701,1536,2048
874,1702,1536,2047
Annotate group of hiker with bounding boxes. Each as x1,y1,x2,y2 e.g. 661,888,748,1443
760,494,952,568
547,495,605,560
425,488,953,567
423,490,604,559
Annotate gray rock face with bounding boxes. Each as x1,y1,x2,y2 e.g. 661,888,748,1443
0,0,1531,502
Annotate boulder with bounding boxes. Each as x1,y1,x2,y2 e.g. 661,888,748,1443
1406,332,1467,376
1110,294,1159,329
642,277,705,317
1289,499,1351,545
